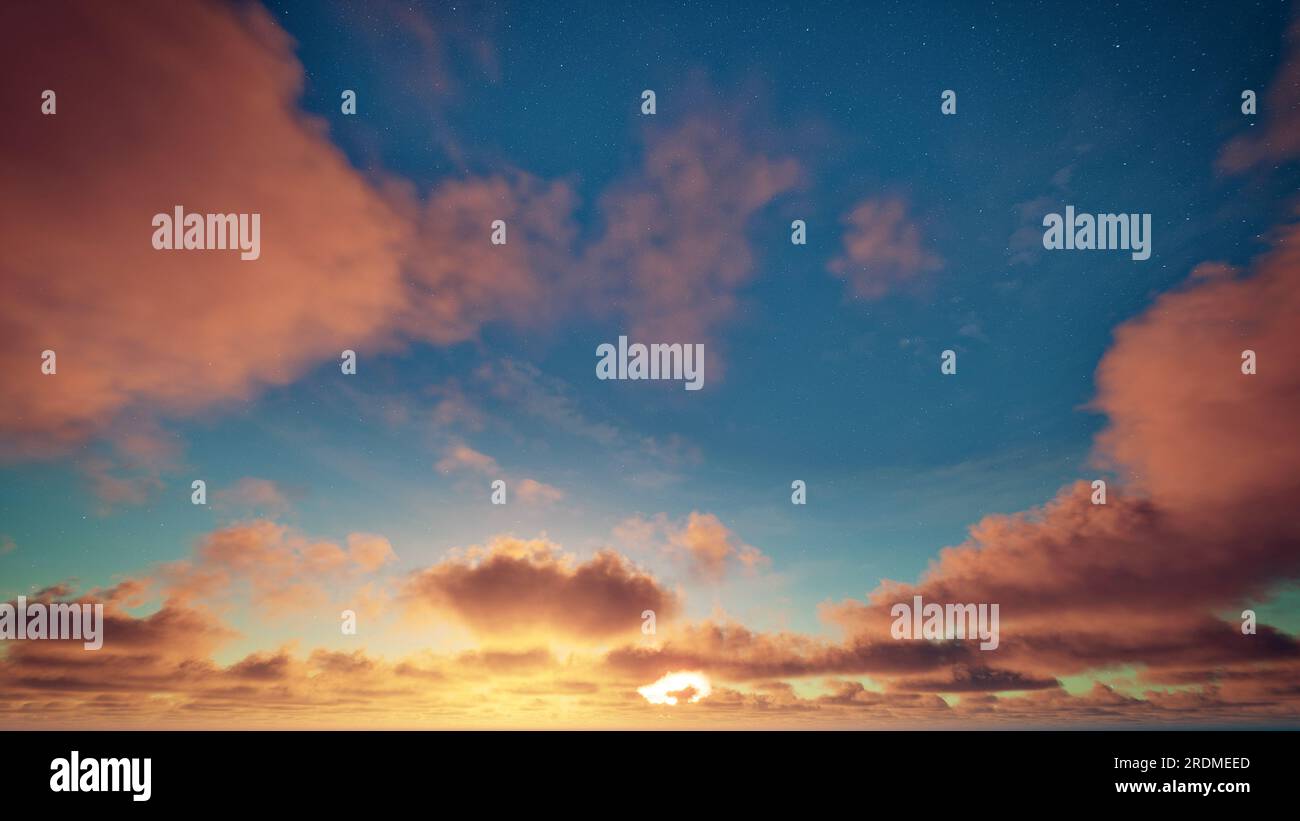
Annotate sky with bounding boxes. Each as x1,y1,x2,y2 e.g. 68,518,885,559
1,0,1299,728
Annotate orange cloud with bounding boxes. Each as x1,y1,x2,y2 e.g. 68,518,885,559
434,443,564,504
347,533,399,573
1093,222,1300,512
158,520,394,614
515,478,564,505
672,512,767,581
435,443,500,475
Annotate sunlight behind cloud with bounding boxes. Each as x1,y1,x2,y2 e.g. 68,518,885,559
637,671,712,705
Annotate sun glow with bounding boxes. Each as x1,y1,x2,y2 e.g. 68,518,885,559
637,671,712,705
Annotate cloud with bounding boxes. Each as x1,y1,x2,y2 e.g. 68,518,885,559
817,221,1300,684
667,512,768,582
0,592,237,702
889,666,1060,694
158,520,395,614
435,444,500,476
815,487,1300,684
1006,161,1078,266
515,478,564,505
0,0,412,454
0,2,577,459
331,0,501,166
582,117,802,348
76,419,183,511
604,616,984,683
1092,223,1300,512
213,478,295,516
345,0,500,100
400,536,680,642
616,512,769,582
434,442,563,504
828,197,941,299
347,533,399,573
399,172,578,344
4,514,1299,727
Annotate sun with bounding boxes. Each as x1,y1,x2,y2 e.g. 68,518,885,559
637,671,712,706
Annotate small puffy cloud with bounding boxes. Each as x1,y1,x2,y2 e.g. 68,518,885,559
668,512,768,582
828,197,941,299
435,443,564,504
516,478,564,505
435,443,499,475
616,511,768,582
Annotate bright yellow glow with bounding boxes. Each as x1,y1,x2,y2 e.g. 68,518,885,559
637,671,712,705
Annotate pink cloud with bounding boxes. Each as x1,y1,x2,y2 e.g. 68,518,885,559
828,197,941,300
583,117,802,348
